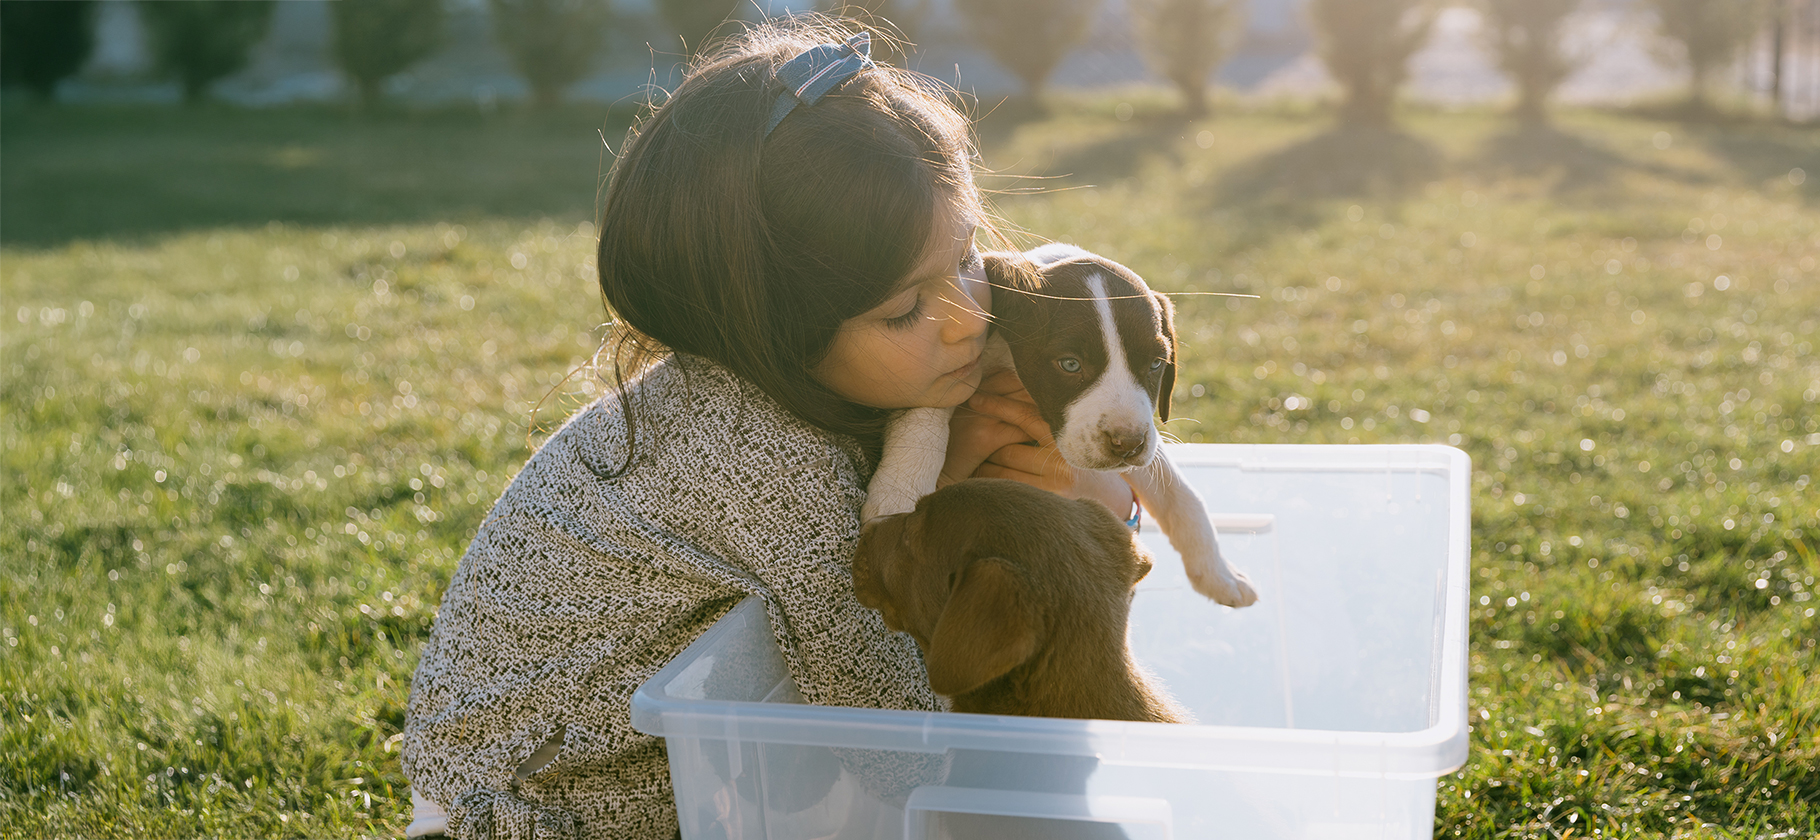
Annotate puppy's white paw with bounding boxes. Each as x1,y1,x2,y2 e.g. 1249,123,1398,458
1184,554,1259,607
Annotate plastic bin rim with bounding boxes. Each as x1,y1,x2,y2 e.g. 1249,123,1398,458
1161,441,1467,469
634,683,1467,747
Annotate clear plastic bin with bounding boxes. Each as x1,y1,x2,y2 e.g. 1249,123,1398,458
631,444,1471,840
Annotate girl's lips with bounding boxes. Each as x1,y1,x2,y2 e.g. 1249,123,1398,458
947,354,982,378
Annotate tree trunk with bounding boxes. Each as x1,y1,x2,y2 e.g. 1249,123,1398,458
1019,69,1047,103
1342,78,1393,125
1771,0,1786,117
1687,62,1711,114
1178,76,1208,117
532,81,564,109
358,78,384,111
182,74,209,105
1514,81,1549,124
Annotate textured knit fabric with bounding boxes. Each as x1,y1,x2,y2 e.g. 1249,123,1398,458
403,354,946,840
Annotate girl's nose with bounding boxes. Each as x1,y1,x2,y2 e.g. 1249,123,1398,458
938,269,990,344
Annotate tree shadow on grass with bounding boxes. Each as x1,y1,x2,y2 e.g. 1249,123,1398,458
1199,124,1443,244
1696,128,1820,204
1043,113,1194,187
1466,123,1628,192
0,103,629,249
1211,124,1442,208
1462,122,1712,196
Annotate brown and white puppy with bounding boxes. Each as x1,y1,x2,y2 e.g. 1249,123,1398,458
862,244,1257,607
854,478,1190,723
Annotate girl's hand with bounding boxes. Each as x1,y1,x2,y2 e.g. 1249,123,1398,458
938,370,1032,487
939,370,1136,520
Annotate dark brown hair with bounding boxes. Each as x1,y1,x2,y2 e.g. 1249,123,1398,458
596,17,983,464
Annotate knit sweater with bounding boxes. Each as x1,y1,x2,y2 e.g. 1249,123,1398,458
402,354,945,840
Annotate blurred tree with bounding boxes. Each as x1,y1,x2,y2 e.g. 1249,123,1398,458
1307,0,1436,125
956,0,1100,100
1481,0,1582,123
137,0,276,104
1130,0,1245,116
489,0,611,108
0,0,97,102
1646,0,1765,113
1768,0,1785,114
656,0,739,57
333,0,446,109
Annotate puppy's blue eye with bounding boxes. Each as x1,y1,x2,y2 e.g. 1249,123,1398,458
1151,358,1165,371
1057,358,1082,374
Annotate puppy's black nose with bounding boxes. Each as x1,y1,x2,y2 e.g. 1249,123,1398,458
1103,430,1144,459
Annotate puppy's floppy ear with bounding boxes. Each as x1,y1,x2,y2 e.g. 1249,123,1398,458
983,252,1045,329
851,515,905,615
983,252,1042,294
1081,498,1154,588
1130,544,1155,587
1152,291,1177,422
925,557,1038,697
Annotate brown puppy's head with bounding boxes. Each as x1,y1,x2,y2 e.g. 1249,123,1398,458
983,249,1177,471
853,479,1153,698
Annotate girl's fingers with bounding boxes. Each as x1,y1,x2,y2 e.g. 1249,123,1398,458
972,461,1057,491
986,441,1067,474
946,427,1033,487
965,391,1054,446
949,410,1026,449
976,368,1027,398
982,442,1072,493
982,445,1133,516
941,410,1029,487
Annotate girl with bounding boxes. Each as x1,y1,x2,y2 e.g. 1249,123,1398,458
402,18,1136,840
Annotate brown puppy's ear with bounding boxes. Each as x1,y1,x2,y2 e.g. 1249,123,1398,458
851,515,904,615
1081,497,1154,588
925,557,1038,697
1152,291,1177,422
1130,545,1155,587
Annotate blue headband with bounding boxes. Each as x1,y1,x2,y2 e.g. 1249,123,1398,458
763,32,874,138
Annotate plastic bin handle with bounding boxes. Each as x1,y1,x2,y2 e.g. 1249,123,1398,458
1207,513,1273,533
903,785,1173,839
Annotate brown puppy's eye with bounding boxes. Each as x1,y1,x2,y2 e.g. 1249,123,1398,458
1057,357,1082,374
1150,358,1165,371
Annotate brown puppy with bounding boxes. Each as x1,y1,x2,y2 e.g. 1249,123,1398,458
853,478,1189,723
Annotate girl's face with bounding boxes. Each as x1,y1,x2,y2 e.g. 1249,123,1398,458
814,208,991,410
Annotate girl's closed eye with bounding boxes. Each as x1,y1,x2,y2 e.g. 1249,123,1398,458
884,294,925,329
884,245,976,330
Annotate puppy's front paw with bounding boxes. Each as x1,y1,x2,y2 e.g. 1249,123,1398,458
1185,555,1259,607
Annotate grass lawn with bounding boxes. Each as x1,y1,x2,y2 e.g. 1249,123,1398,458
2,95,1816,838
